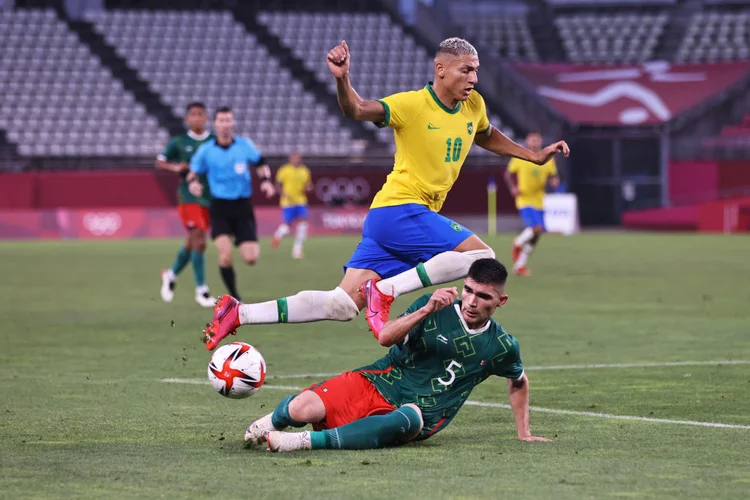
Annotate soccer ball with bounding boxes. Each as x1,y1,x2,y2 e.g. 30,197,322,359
207,342,266,399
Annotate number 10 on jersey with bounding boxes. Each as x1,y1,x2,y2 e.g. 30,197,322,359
444,138,463,163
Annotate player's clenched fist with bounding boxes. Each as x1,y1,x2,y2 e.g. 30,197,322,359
327,40,350,78
424,287,459,313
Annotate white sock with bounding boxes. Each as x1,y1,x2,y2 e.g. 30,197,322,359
514,227,534,246
377,248,496,298
165,269,176,281
238,287,359,324
514,243,534,269
274,224,290,239
293,221,308,250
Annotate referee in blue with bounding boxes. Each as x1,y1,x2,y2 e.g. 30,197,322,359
187,106,275,301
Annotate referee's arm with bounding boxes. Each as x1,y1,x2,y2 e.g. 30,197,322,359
255,157,276,198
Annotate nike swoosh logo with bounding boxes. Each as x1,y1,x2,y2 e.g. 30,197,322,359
427,124,440,130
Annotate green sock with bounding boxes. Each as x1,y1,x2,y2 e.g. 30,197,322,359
191,251,206,287
171,246,191,275
271,395,307,429
310,406,422,450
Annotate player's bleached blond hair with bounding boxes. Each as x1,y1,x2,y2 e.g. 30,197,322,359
436,37,478,58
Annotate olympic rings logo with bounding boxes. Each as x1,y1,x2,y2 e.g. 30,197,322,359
315,177,370,204
83,212,122,236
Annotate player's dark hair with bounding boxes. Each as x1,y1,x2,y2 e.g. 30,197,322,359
186,101,206,112
214,106,232,119
467,258,508,287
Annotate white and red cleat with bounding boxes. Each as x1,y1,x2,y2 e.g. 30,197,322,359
266,430,311,453
513,266,532,277
512,244,521,263
244,413,276,447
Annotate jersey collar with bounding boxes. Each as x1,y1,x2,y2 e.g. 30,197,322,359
453,304,491,334
425,82,462,114
187,130,211,141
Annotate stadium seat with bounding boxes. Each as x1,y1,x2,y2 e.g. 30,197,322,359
85,9,356,156
0,8,168,157
257,11,514,152
676,10,750,63
555,11,668,64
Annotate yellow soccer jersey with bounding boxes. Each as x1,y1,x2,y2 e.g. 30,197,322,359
276,163,312,207
370,83,491,212
507,157,557,209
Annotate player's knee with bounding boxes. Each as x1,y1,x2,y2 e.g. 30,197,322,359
192,238,207,254
398,404,424,436
288,392,324,423
242,256,257,266
533,225,544,236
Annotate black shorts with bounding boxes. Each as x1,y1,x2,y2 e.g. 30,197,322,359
209,198,257,245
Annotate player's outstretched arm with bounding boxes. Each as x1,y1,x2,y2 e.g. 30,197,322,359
475,126,570,165
378,288,458,347
327,40,385,123
507,374,551,442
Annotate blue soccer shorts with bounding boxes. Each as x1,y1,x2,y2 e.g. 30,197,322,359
518,207,545,230
344,203,474,279
281,205,309,225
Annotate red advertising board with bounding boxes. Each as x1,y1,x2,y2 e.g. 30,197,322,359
0,207,369,240
513,62,750,125
0,168,514,215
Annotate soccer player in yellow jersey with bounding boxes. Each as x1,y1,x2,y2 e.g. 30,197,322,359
272,152,312,259
505,132,559,277
201,37,569,350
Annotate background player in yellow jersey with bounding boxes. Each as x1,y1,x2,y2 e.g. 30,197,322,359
505,132,560,277
201,37,569,351
272,152,312,259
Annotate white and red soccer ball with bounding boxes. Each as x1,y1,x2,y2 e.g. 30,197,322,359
207,342,266,399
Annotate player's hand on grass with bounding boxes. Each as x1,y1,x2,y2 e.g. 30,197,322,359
188,180,203,197
537,140,570,164
327,40,350,78
423,287,459,314
519,435,552,442
260,179,276,198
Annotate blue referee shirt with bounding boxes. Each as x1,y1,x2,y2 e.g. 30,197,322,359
190,137,262,200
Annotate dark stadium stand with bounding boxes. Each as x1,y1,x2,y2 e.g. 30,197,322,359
0,0,748,169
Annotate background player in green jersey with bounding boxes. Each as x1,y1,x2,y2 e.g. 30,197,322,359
244,259,550,452
156,102,215,308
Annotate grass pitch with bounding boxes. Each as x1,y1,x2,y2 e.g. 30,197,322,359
1,233,749,499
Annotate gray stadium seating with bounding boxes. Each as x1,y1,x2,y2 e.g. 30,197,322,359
676,10,750,62
555,12,668,64
0,8,168,157
258,11,514,153
85,9,356,156
460,16,539,62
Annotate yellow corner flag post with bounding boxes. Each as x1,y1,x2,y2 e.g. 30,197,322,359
487,176,497,236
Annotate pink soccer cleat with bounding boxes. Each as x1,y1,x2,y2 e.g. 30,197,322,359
360,278,394,339
202,295,242,350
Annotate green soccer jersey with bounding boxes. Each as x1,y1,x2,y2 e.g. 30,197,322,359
158,131,215,206
354,294,524,439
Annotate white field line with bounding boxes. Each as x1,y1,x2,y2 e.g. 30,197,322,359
464,401,750,430
187,359,750,382
161,358,750,431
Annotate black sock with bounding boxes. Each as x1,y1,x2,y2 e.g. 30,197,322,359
219,266,241,300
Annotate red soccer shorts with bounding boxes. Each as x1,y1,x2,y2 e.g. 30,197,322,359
305,372,396,431
178,203,210,232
